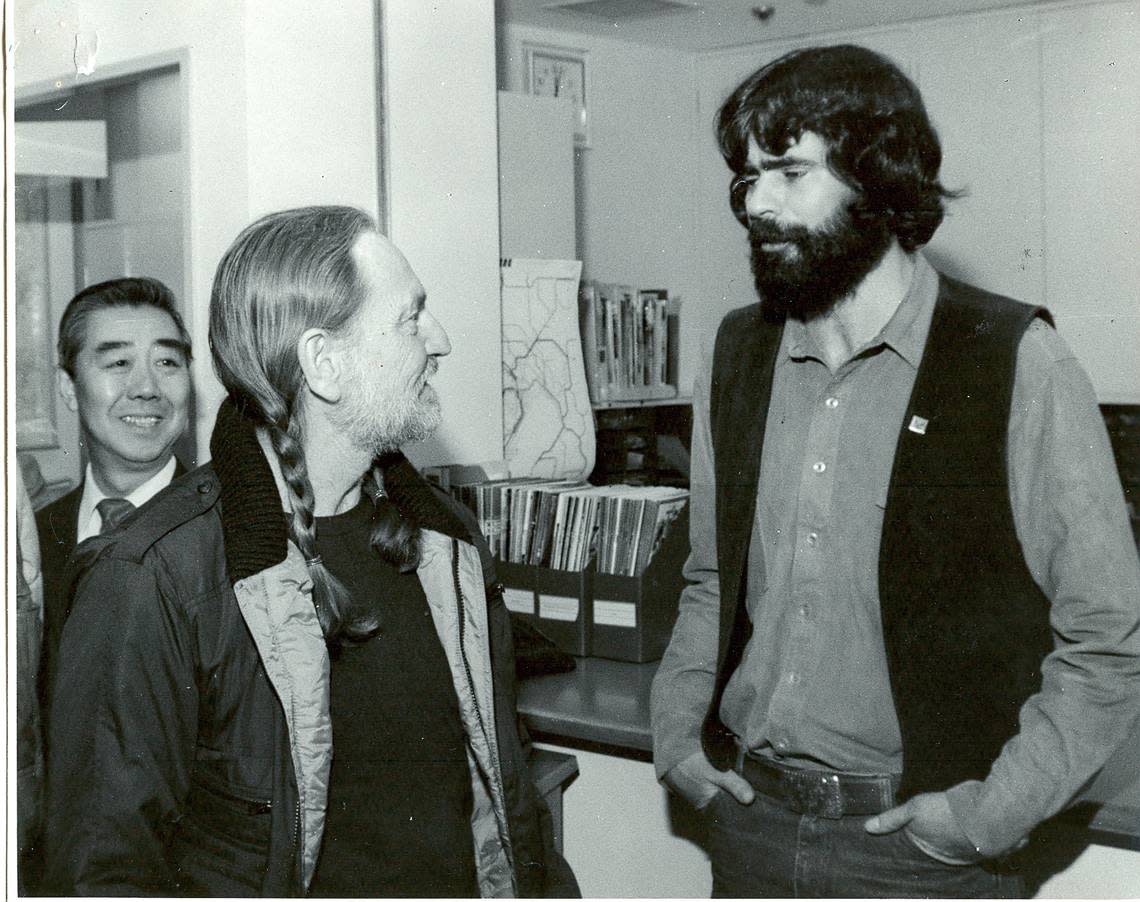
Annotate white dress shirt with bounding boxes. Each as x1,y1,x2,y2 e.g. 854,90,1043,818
76,457,179,543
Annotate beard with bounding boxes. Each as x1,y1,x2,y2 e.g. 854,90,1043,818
331,350,442,455
749,205,892,321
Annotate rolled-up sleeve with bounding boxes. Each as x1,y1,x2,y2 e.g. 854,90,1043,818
651,348,723,780
946,320,1140,856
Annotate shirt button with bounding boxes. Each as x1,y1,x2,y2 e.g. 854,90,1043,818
825,396,839,409
807,531,819,546
812,461,826,474
787,672,800,685
799,605,810,618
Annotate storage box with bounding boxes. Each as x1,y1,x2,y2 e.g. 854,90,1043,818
498,560,538,622
498,560,593,656
591,506,689,663
535,566,593,656
495,507,689,663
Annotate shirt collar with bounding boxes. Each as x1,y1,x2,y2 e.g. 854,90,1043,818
879,253,938,368
77,456,178,543
783,253,939,369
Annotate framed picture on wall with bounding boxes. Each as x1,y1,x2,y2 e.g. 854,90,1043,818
523,43,589,147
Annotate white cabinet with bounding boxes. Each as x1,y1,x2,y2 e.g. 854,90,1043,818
497,91,577,260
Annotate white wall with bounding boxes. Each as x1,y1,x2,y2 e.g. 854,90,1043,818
384,1,504,466
499,23,705,393
16,0,382,455
537,743,711,898
242,3,379,221
497,91,577,260
1036,843,1140,897
1038,2,1140,404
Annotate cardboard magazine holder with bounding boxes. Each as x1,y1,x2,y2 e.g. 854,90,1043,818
591,506,689,663
535,566,593,657
494,506,689,663
497,561,593,656
498,560,538,623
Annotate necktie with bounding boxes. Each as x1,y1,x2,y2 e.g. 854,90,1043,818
97,497,136,535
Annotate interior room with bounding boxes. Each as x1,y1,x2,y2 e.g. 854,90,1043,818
11,0,1139,896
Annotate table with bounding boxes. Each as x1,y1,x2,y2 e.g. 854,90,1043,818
519,657,656,758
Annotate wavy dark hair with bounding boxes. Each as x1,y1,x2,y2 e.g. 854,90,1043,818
718,44,958,251
58,277,192,376
209,205,420,641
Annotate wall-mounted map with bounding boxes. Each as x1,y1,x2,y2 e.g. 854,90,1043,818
501,258,595,480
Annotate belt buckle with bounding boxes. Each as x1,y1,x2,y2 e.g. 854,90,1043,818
787,771,844,818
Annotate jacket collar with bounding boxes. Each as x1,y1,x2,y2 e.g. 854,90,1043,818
209,399,290,584
209,397,472,584
382,452,472,542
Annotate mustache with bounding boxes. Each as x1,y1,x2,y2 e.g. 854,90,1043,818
422,359,439,380
747,220,813,245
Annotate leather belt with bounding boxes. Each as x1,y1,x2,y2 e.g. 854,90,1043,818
735,746,900,819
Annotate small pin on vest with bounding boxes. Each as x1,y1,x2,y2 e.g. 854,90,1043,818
908,415,929,435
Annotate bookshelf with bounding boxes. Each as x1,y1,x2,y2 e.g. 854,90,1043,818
591,395,692,411
579,282,681,406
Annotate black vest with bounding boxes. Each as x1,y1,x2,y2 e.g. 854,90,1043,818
704,274,1054,799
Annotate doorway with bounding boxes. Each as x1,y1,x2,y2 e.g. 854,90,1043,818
14,63,191,503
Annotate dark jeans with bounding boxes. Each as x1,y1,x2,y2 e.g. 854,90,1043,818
706,789,1025,898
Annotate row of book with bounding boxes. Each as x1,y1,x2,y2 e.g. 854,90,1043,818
579,282,681,404
448,477,689,576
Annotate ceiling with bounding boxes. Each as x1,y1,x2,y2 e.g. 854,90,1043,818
496,0,1055,51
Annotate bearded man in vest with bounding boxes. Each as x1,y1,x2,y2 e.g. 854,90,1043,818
651,44,1140,899
43,206,577,897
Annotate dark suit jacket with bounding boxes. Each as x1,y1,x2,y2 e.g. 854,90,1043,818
35,460,186,722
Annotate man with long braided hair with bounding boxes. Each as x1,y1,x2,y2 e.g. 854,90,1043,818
42,206,578,897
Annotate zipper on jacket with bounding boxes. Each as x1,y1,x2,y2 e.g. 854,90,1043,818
291,801,303,892
451,538,519,893
287,693,304,894
195,774,273,814
452,539,490,746
228,796,272,817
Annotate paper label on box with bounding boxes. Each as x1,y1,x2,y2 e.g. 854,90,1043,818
594,599,637,628
503,586,535,616
539,594,579,621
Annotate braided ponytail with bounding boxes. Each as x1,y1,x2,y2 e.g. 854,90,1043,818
264,401,379,638
363,465,420,572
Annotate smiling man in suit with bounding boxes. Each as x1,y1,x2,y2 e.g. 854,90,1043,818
35,277,192,705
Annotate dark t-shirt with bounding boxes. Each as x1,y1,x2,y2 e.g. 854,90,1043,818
307,498,478,898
